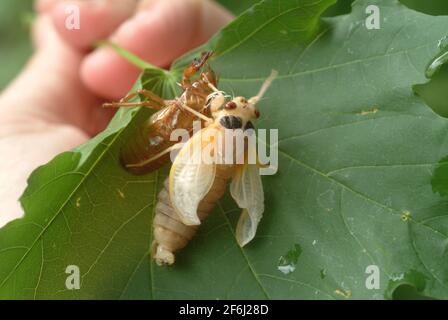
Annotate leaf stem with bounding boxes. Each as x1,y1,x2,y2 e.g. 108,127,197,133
95,40,163,72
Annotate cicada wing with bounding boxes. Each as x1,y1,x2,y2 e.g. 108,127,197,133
230,163,264,246
169,127,217,226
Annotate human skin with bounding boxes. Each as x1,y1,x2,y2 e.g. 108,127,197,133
0,0,233,227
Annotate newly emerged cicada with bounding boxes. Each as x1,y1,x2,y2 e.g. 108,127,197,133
104,51,219,174
151,71,277,265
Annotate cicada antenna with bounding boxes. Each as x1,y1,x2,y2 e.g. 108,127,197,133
230,88,235,100
248,70,278,105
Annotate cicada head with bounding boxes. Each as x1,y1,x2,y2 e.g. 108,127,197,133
221,96,260,125
206,69,277,129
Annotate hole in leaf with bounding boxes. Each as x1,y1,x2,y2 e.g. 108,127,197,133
431,155,448,197
384,270,428,300
414,66,448,118
392,285,434,300
323,0,448,19
277,244,302,275
322,0,354,17
320,268,327,279
414,38,448,118
399,0,448,16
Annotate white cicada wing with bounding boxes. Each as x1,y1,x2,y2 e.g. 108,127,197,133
230,163,264,246
169,127,217,226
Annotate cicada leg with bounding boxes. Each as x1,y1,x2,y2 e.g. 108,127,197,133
176,97,214,124
182,51,214,87
102,89,166,110
125,143,184,169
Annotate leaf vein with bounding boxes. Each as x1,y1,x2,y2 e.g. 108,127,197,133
217,202,271,299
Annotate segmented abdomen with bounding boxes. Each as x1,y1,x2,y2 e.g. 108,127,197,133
152,165,235,265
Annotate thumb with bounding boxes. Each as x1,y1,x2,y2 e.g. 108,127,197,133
81,0,233,100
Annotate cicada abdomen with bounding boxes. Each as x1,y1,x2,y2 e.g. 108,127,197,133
152,165,234,265
115,52,218,175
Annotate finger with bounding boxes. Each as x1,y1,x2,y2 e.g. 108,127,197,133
1,16,108,137
0,124,89,228
81,0,233,100
34,0,62,13
50,0,138,50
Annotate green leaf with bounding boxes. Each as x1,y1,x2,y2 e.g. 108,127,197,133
2,0,448,300
217,0,262,15
0,65,178,299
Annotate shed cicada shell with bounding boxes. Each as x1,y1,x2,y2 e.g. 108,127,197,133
104,51,219,174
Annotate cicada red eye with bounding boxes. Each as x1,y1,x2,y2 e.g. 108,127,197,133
225,101,237,110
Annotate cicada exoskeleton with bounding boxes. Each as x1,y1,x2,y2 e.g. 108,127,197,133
104,51,219,174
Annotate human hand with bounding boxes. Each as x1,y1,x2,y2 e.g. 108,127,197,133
0,0,233,227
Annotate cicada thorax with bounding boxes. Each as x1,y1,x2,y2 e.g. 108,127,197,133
120,70,216,175
152,163,236,265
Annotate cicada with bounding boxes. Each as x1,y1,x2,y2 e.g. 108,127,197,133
151,71,277,265
104,51,220,174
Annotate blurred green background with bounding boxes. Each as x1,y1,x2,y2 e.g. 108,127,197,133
0,0,443,300
0,0,33,90
3,0,448,116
